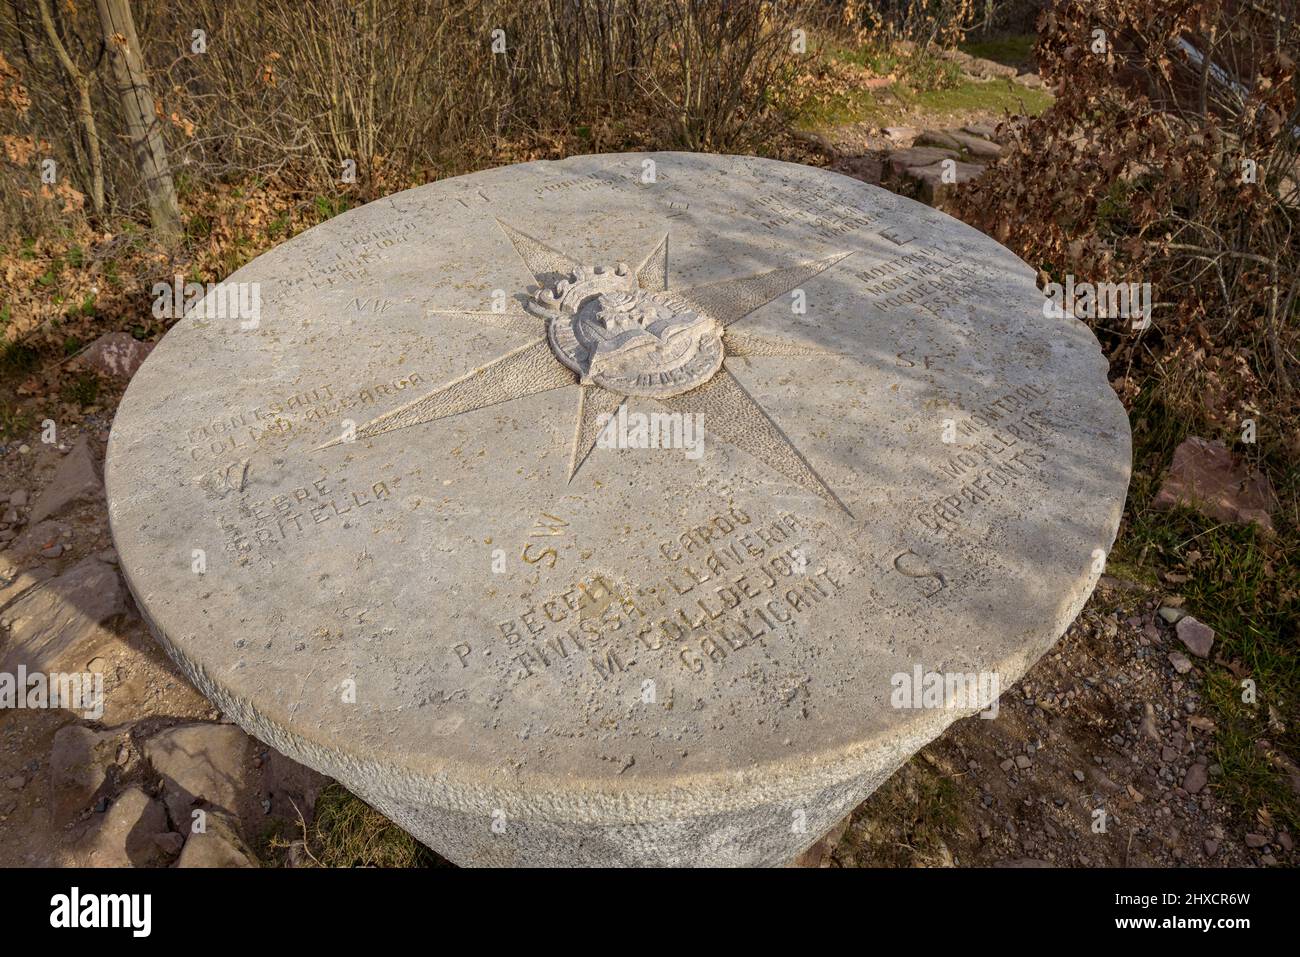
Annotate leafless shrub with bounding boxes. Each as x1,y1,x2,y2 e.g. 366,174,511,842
843,0,979,51
953,0,1299,420
1,0,817,230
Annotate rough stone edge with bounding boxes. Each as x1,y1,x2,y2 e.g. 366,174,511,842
109,516,1122,822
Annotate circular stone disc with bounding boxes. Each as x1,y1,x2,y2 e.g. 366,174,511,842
106,152,1131,866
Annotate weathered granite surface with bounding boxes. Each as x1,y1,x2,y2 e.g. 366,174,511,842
105,152,1131,866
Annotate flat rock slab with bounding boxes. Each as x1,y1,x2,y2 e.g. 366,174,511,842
72,786,170,867
106,152,1130,866
947,131,1003,160
962,123,1001,142
28,437,103,526
82,332,154,381
176,826,256,868
906,159,988,203
143,723,252,836
886,146,960,177
1152,435,1275,532
1176,616,1215,658
0,563,55,612
965,57,1020,80
50,724,128,825
139,719,325,845
914,130,964,152
0,556,125,674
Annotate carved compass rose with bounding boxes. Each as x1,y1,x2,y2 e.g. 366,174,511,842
324,220,853,514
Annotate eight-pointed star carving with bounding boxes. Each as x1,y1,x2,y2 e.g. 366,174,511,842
324,221,853,515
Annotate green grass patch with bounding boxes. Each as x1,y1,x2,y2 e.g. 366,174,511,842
312,194,352,223
186,214,213,242
829,43,962,91
0,341,39,380
855,762,963,865
797,38,1000,129
829,42,905,76
1095,178,1138,239
61,371,101,408
960,34,1037,70
0,402,33,439
300,784,445,868
798,76,1051,129
213,236,259,277
1112,388,1300,832
795,86,892,129
267,213,291,240
908,767,962,838
895,78,1053,117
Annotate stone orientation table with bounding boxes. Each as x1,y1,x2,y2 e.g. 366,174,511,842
106,152,1131,867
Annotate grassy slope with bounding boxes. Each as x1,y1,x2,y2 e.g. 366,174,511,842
1112,390,1299,833
795,37,1052,130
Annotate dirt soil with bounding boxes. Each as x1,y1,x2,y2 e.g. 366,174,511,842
834,577,1289,867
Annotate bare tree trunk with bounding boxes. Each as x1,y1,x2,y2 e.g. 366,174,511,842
36,0,105,217
94,0,182,242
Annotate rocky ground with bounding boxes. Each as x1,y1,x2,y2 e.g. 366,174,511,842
0,342,329,867
829,579,1294,868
